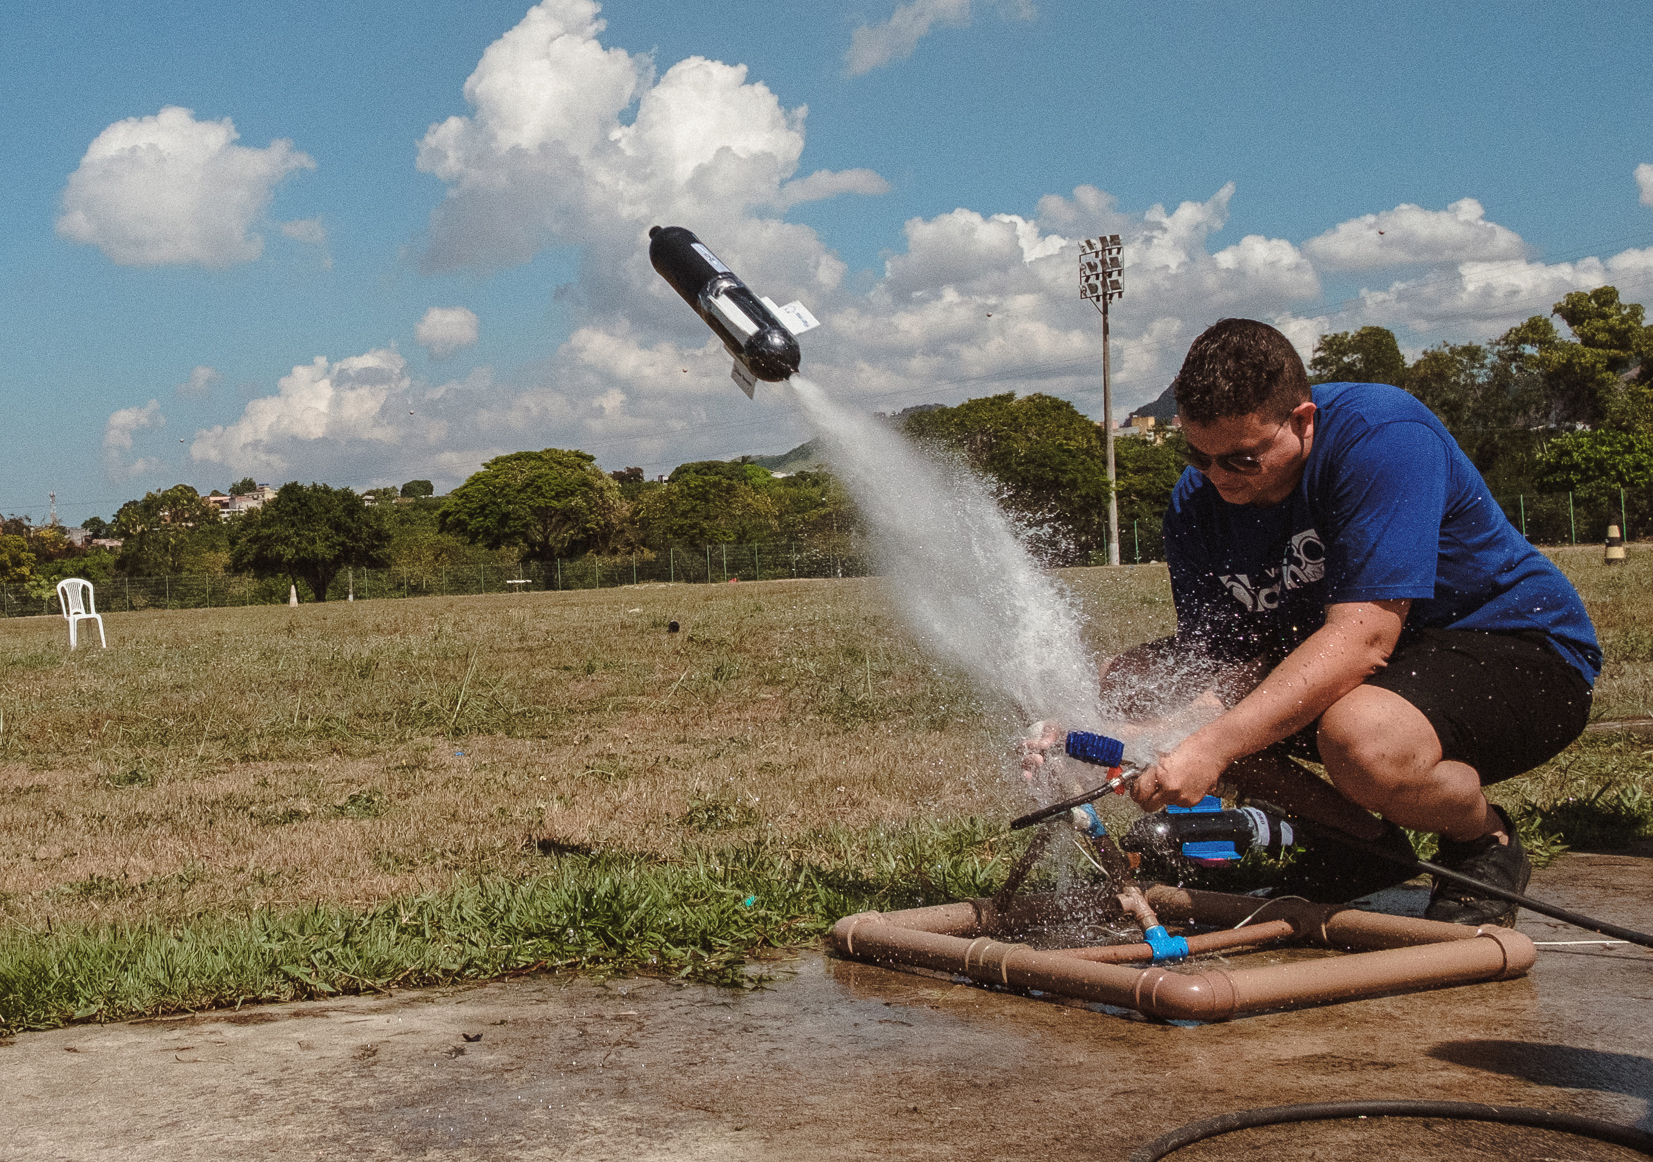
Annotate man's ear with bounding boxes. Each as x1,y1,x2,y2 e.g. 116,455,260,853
1292,398,1318,437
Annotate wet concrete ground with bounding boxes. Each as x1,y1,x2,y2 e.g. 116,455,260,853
3,848,1651,1162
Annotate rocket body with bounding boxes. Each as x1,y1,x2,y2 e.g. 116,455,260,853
648,225,817,396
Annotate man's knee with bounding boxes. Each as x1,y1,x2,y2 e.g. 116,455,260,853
1317,685,1443,794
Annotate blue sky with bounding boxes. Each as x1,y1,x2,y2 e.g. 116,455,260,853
2,0,1650,524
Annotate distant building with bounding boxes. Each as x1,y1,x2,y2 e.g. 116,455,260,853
206,484,276,514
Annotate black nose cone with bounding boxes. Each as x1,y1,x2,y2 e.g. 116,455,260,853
743,327,801,382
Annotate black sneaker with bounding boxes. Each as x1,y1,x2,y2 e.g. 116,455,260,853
1268,817,1419,904
1424,806,1530,928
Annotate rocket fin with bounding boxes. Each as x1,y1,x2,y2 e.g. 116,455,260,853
761,297,820,336
730,360,758,398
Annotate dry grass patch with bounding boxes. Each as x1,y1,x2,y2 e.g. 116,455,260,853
2,553,1649,935
0,580,1018,929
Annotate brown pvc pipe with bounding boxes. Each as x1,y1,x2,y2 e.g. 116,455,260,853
1048,919,1297,964
1143,884,1498,950
830,890,1536,1022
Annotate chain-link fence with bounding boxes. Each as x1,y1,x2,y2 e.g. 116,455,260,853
0,541,876,618
4,490,1645,620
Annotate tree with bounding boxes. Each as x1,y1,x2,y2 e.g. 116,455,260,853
439,449,624,563
1534,430,1653,496
231,482,392,601
771,471,860,544
1604,378,1653,438
902,392,1113,563
0,535,35,586
1553,286,1651,377
112,484,222,575
1308,327,1407,386
400,479,435,498
81,516,111,539
631,473,778,547
229,478,259,497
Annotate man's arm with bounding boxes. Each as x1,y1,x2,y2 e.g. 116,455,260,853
1132,598,1410,811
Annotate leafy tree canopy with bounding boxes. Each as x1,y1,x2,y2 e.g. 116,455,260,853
0,535,36,586
113,484,222,576
1308,327,1407,386
668,459,774,488
1552,286,1650,375
439,449,624,563
1405,342,1492,435
400,479,435,498
230,482,392,601
632,473,778,548
1534,430,1653,496
228,477,259,497
903,392,1113,563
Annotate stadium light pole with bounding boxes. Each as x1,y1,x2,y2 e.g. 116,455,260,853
1080,234,1125,565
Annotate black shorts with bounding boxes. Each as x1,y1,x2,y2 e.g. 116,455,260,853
1289,628,1593,784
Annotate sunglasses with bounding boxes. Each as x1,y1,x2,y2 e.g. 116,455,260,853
1180,417,1290,476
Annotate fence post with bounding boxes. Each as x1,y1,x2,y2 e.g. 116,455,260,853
594,559,601,589
1133,520,1140,564
705,544,711,582
1519,494,1526,538
753,544,760,581
632,553,637,585
669,547,675,583
1623,488,1630,543
1569,492,1576,545
556,558,562,590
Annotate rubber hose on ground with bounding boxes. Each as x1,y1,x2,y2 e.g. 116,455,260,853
1129,1099,1653,1161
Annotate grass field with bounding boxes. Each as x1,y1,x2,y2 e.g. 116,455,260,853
1,549,1651,1030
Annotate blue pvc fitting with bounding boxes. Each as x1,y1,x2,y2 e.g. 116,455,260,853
1065,731,1125,768
1142,925,1189,964
1073,802,1109,839
1166,794,1224,816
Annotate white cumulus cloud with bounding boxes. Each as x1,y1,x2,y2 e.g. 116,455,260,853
1303,198,1526,270
843,0,1035,77
416,307,480,360
191,350,418,477
415,0,883,298
57,106,314,268
103,399,166,479
176,365,222,398
1638,163,1653,209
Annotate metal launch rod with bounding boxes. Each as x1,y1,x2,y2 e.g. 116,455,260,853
1010,770,1140,832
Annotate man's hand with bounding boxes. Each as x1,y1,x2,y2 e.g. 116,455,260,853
1131,736,1229,811
1018,720,1063,783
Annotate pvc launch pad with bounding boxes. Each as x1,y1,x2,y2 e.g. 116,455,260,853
830,884,1535,1022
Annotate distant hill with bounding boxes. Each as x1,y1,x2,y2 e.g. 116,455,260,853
1128,383,1177,423
746,438,828,473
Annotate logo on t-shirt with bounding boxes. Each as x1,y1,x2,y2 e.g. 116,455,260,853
1219,527,1326,612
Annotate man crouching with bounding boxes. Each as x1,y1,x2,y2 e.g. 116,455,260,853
1111,318,1599,925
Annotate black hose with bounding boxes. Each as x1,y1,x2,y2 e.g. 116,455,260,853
1129,1100,1653,1161
1246,799,1653,950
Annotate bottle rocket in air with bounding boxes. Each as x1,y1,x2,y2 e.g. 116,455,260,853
648,225,819,398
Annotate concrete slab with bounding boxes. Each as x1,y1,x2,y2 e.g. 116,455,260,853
2,850,1650,1161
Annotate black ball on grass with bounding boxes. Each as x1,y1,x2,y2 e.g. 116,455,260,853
667,621,680,633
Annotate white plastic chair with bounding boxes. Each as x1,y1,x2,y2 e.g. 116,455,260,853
56,578,107,650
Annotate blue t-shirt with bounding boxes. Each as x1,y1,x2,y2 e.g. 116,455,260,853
1164,381,1601,683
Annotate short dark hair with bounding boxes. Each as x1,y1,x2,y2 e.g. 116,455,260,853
1173,319,1310,424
